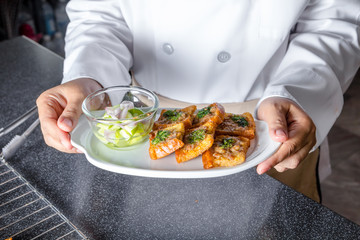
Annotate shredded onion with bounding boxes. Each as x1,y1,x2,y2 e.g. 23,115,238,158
104,129,116,143
105,106,122,119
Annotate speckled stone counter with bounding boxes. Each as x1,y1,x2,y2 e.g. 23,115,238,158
1,37,359,239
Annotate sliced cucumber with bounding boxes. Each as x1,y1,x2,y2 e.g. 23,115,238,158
94,106,150,149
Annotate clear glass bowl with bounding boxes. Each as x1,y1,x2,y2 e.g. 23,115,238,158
82,86,159,150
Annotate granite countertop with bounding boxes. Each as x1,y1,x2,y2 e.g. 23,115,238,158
0,36,359,239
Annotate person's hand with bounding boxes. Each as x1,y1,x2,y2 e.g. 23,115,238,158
36,78,102,153
256,97,316,174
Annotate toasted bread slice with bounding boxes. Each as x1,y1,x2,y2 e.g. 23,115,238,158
153,105,197,130
215,112,256,139
175,121,216,163
192,103,225,128
149,123,185,160
202,135,250,169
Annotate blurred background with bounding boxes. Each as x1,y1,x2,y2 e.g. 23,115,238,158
321,69,360,225
0,0,359,226
0,0,68,57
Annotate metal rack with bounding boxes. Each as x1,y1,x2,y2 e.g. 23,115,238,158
0,159,87,240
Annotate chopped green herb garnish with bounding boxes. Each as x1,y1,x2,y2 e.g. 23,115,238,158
220,138,235,149
152,130,170,145
163,110,181,121
231,115,248,127
197,107,211,119
188,129,206,144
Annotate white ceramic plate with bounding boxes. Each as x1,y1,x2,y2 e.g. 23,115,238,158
71,114,281,178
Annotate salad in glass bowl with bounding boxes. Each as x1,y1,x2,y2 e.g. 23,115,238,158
82,86,159,150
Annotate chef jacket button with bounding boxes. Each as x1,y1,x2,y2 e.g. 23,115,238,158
162,43,174,55
217,51,231,63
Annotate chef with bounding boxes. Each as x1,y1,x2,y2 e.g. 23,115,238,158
36,0,360,202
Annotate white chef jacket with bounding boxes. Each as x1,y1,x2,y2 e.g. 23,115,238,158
62,0,360,152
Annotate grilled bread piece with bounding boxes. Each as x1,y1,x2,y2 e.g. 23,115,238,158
215,112,256,139
175,121,216,163
149,123,185,160
192,103,225,128
153,105,197,130
202,135,250,169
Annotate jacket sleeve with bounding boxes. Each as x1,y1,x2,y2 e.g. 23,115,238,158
257,0,360,149
62,0,133,87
